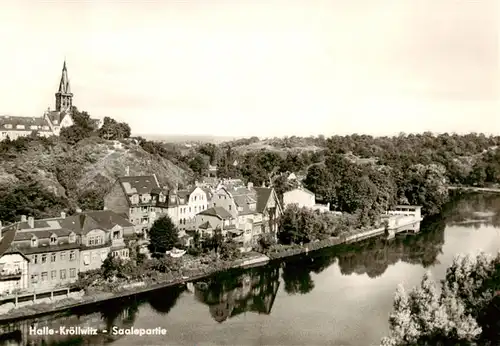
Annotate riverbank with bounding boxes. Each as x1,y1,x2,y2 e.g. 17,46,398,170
0,253,271,324
448,185,500,193
0,217,420,324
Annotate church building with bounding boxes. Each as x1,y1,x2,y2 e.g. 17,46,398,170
0,61,100,141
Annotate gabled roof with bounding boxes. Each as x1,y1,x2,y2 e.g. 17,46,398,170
15,228,72,241
0,115,52,132
80,210,134,229
198,207,233,220
117,175,160,195
45,110,70,125
0,227,16,257
198,221,213,230
60,214,102,235
254,187,274,213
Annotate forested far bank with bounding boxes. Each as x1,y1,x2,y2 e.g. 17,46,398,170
1,128,500,224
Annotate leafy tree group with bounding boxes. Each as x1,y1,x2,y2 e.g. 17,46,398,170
60,107,131,145
382,252,500,345
148,216,179,256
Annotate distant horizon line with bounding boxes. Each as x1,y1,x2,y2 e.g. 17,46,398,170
133,131,500,141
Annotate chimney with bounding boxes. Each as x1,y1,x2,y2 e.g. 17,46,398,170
21,215,27,222
195,180,199,187
247,182,254,190
125,166,130,176
28,216,34,229
60,211,66,219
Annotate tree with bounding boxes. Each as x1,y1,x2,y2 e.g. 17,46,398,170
101,254,125,280
77,189,104,211
98,116,131,140
189,154,208,177
148,216,179,255
382,252,500,345
60,107,98,145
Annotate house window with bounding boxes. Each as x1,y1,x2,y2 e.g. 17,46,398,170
60,252,66,261
60,269,67,279
88,235,103,246
41,272,48,281
31,238,38,247
113,231,120,240
70,268,76,278
69,251,76,261
51,253,56,262
194,196,197,201
50,235,57,245
31,274,38,283
41,254,47,264
229,205,232,211
83,254,90,265
51,270,56,280
92,252,98,262
33,255,38,264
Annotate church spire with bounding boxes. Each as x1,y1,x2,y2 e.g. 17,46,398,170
58,60,71,94
55,60,73,112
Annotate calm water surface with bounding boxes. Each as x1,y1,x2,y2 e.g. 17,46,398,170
2,193,500,346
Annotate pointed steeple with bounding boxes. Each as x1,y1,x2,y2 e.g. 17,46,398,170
55,60,73,112
58,60,71,94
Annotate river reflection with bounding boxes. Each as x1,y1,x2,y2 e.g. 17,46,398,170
1,193,499,346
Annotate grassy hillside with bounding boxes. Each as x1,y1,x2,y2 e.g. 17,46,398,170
0,135,192,219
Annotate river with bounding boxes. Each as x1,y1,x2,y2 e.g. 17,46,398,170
1,193,500,346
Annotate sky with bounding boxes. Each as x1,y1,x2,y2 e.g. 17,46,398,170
0,0,498,137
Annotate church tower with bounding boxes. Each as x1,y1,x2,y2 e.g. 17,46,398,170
55,60,73,112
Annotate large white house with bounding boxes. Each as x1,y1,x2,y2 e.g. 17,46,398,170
283,187,330,212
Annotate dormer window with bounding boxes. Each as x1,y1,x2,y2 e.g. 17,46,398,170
68,232,76,243
30,125,38,130
4,124,12,129
131,194,139,204
16,124,25,130
31,236,38,247
50,234,57,245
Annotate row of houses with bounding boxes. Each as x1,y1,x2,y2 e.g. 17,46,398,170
0,174,284,297
0,210,135,296
103,175,283,250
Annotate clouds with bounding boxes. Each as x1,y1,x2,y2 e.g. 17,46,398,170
0,0,497,136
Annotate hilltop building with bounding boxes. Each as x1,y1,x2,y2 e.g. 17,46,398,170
0,61,101,141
